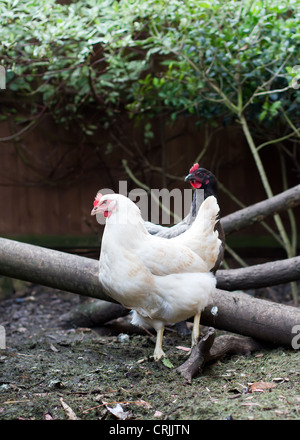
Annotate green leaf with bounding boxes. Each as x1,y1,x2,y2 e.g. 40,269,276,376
161,358,174,369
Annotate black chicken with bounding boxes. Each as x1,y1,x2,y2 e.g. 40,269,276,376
145,163,225,337
184,164,225,273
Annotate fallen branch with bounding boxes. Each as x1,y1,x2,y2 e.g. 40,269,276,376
176,327,215,382
176,328,264,383
0,238,299,347
221,184,300,235
203,289,299,346
59,299,129,328
216,256,300,290
0,237,108,301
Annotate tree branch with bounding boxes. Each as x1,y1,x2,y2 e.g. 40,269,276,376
221,183,300,235
216,256,300,290
176,329,263,383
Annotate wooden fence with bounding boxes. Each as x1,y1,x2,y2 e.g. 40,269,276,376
0,116,299,252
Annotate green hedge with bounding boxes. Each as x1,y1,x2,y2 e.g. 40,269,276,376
0,0,299,132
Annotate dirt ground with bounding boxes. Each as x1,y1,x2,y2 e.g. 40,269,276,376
0,283,299,421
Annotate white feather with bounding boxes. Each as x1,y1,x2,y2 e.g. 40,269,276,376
170,196,221,270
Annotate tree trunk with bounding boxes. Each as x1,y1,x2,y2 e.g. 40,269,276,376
0,237,299,347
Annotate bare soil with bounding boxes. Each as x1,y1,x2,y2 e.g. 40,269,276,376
0,284,299,421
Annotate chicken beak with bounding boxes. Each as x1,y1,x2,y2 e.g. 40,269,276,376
184,173,193,182
91,206,102,216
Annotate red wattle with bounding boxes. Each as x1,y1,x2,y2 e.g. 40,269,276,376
191,181,202,189
104,210,112,218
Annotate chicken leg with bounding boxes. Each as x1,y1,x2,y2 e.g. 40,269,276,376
191,312,201,347
153,327,165,361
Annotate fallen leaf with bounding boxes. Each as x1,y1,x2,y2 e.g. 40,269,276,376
154,410,163,418
60,398,79,420
248,381,276,393
45,413,53,420
103,402,130,420
49,343,58,352
162,358,174,369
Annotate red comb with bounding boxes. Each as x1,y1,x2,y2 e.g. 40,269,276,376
93,192,103,207
189,163,199,173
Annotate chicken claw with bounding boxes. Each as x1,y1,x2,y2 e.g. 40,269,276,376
153,328,166,361
191,313,201,347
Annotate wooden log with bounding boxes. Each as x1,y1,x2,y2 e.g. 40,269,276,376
203,289,299,346
1,238,299,298
0,237,299,347
221,184,300,235
216,256,300,290
0,237,109,301
59,299,128,327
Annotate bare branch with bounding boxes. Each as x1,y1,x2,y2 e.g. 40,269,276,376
221,184,300,235
252,85,290,98
217,256,300,291
257,132,295,152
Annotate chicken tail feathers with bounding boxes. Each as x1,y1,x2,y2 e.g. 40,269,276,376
188,195,221,270
193,195,220,233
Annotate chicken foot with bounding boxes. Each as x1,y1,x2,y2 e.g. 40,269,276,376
153,327,166,361
191,312,201,347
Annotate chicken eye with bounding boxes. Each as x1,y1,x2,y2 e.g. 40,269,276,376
102,200,107,205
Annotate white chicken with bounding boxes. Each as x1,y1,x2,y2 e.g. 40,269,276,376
91,192,221,361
